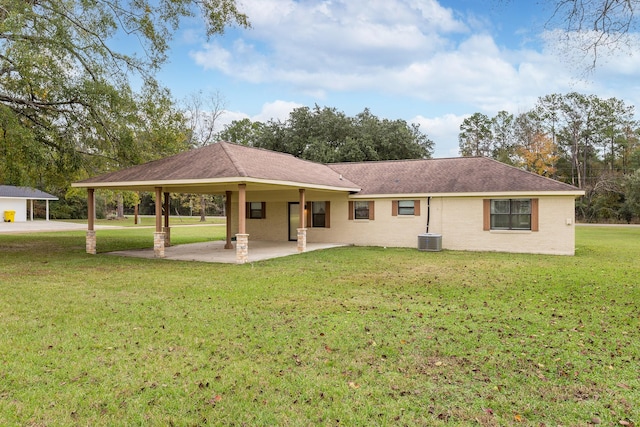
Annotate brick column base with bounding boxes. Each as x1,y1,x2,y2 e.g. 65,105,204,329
236,234,249,264
163,226,171,247
297,228,307,252
86,230,96,254
154,232,166,258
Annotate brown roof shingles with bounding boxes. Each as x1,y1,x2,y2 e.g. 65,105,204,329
328,157,581,195
76,142,360,190
76,142,581,195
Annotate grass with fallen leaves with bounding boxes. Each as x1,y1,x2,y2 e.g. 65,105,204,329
0,225,638,426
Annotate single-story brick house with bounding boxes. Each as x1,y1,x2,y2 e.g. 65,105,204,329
0,185,58,222
73,142,584,262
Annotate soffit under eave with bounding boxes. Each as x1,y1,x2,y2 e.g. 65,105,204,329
348,190,585,199
71,178,360,194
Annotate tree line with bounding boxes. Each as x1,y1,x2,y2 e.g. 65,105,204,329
459,92,640,222
217,105,434,163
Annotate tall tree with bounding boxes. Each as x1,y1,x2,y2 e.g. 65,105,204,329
491,110,516,164
0,0,248,186
591,97,636,171
518,132,559,177
217,118,265,146
458,113,493,157
249,106,433,162
183,90,228,148
181,90,229,221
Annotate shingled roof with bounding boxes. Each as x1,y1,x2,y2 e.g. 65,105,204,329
74,142,360,192
0,185,58,200
74,142,581,196
328,157,581,195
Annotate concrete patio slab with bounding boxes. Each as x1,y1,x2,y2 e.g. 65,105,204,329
107,240,351,264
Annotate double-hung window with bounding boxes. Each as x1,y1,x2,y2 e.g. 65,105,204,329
246,202,266,219
392,200,420,216
484,199,538,231
398,200,415,215
349,201,375,220
308,201,330,228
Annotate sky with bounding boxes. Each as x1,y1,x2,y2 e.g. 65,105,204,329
152,0,640,158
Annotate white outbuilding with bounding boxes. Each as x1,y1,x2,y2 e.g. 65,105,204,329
0,185,58,222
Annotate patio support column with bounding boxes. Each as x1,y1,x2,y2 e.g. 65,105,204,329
297,188,307,253
86,188,96,254
236,183,248,264
225,191,233,249
163,192,171,247
154,187,165,258
46,200,50,221
30,200,34,221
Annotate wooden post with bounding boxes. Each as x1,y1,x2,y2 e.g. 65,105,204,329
236,184,248,263
299,188,306,228
163,193,170,228
225,191,233,249
163,192,171,247
86,188,96,254
238,184,246,234
88,188,95,231
298,189,307,252
155,187,162,233
154,187,165,258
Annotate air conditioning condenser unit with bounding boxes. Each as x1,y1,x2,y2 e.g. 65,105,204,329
417,233,442,252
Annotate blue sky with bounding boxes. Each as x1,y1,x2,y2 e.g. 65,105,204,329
152,0,640,157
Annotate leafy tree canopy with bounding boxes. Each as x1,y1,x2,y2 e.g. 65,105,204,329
0,0,248,189
218,105,434,163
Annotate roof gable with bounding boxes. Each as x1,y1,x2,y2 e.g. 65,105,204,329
329,157,581,195
75,142,360,191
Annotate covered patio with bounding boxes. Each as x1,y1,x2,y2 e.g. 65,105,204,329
72,142,360,264
107,240,350,264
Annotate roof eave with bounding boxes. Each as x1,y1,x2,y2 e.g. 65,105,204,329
0,195,59,200
72,177,360,193
350,190,585,198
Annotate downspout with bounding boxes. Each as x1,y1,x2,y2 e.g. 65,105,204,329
425,196,431,233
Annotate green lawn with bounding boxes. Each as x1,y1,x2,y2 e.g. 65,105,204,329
62,215,226,227
0,226,638,426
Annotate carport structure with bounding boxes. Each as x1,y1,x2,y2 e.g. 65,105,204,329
72,142,360,263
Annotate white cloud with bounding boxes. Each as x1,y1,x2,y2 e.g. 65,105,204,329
193,0,466,78
190,0,591,112
252,100,304,122
412,113,465,158
188,0,640,157
217,100,304,131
